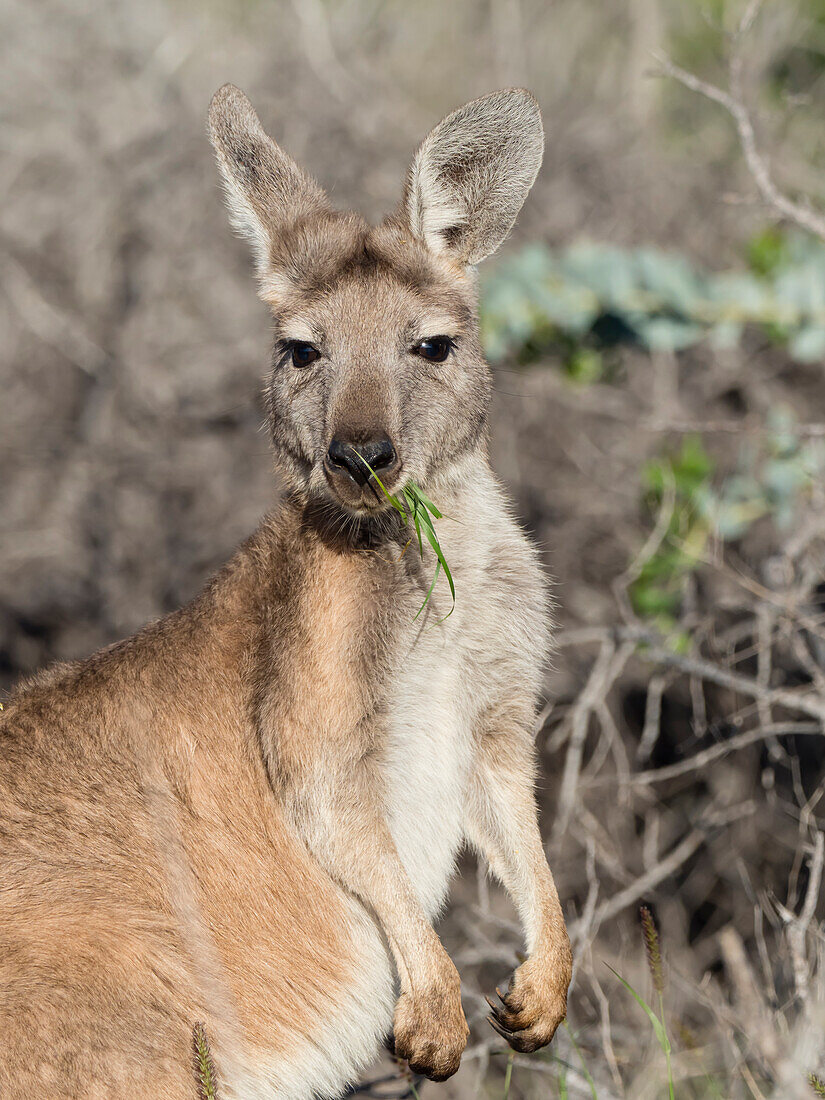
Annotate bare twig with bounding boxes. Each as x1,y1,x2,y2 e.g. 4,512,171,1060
601,803,753,928
588,963,624,1093
290,0,355,104
756,603,781,760
595,722,822,788
719,925,780,1070
556,623,825,722
613,462,675,625
643,418,825,438
781,832,825,1004
640,643,825,723
637,672,668,764
1,251,108,374
553,639,635,842
653,37,825,243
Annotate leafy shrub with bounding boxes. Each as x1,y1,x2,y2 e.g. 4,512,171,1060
630,435,715,627
480,232,825,365
629,412,824,627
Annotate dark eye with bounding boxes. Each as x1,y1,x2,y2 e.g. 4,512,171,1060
414,337,453,363
290,342,320,368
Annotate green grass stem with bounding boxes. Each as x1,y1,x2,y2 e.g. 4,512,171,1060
562,1021,599,1100
502,1050,515,1099
608,965,675,1100
353,452,455,620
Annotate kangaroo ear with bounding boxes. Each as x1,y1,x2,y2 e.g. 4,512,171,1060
404,89,543,266
208,84,330,276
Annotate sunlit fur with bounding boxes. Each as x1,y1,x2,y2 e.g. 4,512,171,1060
0,87,571,1099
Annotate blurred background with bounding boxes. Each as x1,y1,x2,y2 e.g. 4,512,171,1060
3,1,825,1096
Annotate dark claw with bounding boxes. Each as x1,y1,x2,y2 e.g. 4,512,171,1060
486,992,527,1032
497,981,524,1013
487,1014,515,1043
485,996,512,1030
488,1015,541,1053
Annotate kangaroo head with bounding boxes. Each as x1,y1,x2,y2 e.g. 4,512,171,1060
208,85,543,518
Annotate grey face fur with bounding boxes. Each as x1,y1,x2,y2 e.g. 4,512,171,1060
208,85,544,518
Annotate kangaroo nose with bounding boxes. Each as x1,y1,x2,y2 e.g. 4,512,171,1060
326,435,397,486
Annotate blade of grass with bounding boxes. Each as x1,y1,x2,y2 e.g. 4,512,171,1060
353,450,455,619
403,487,425,557
502,1051,515,1100
412,503,454,582
351,451,408,518
558,1065,569,1100
413,560,442,622
606,966,669,1053
607,965,674,1100
419,518,455,618
658,988,675,1100
409,484,443,518
562,1021,599,1100
413,501,455,604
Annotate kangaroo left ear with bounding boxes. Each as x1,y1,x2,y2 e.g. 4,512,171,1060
208,84,330,278
403,89,544,266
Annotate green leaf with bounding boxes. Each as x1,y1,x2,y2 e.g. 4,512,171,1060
635,247,703,313
636,317,704,352
789,324,825,362
566,347,604,384
708,320,743,349
481,235,825,365
747,227,789,277
408,485,443,519
351,450,455,620
607,965,671,1056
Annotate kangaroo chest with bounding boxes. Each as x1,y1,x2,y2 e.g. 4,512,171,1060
356,473,545,925
379,530,501,919
382,630,475,920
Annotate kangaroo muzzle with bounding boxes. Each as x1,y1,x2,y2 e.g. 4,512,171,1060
323,432,401,507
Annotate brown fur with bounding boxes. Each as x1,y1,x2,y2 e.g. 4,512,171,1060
0,87,571,1098
1,519,358,1094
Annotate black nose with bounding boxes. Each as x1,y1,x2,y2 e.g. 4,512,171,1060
327,435,397,486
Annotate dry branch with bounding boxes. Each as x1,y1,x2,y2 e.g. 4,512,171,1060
598,722,822,788
575,804,754,937
556,625,825,723
654,2,825,244
781,832,825,1005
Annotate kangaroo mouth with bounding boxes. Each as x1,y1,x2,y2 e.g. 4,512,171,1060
322,461,405,515
304,483,407,548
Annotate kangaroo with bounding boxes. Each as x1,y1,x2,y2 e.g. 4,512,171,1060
0,86,572,1099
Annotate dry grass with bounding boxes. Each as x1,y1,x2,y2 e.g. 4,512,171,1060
3,1,825,1097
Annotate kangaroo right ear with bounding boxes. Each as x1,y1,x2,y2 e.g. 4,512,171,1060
208,85,330,278
404,89,544,266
